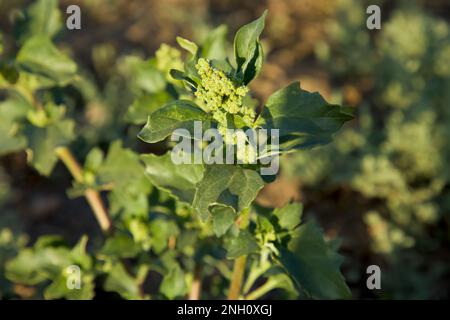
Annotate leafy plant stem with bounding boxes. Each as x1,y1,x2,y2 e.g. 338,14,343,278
55,146,113,233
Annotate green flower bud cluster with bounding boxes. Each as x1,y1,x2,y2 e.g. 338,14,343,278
194,58,255,136
155,44,184,76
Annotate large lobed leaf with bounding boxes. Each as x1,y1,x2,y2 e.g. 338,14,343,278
141,152,204,204
258,81,354,151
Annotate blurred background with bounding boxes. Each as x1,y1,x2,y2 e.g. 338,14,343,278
1,0,449,299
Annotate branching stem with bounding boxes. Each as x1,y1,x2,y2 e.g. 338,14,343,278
55,146,112,234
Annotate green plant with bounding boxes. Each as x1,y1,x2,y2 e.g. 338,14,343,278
0,0,353,300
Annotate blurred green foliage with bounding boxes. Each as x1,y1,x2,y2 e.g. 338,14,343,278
284,0,450,298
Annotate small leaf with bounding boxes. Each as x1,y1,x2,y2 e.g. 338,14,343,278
225,230,259,259
138,100,209,143
0,99,31,155
159,265,187,299
84,148,104,173
202,25,228,60
176,37,198,56
211,204,236,237
98,141,152,218
44,272,94,300
149,219,179,254
126,91,173,125
104,262,142,300
17,35,77,86
233,10,267,84
193,165,264,220
169,69,198,90
18,0,62,41
120,56,166,94
25,119,75,176
273,203,303,230
257,81,354,151
141,152,204,203
70,236,92,270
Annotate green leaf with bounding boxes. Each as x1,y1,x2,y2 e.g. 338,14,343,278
44,272,95,300
84,148,104,173
209,59,234,75
5,235,92,294
138,100,209,143
141,152,204,203
19,0,62,41
159,265,187,299
126,91,172,125
98,141,147,188
233,10,267,84
193,165,264,220
70,236,92,270
273,203,303,230
257,81,354,151
176,37,198,56
149,219,179,254
6,247,69,285
104,261,142,300
0,62,20,85
127,218,150,245
225,230,259,259
0,99,31,155
43,236,94,300
202,25,228,60
277,220,351,299
98,141,152,218
121,56,166,94
169,69,198,91
25,119,75,176
211,204,236,237
17,35,77,86
266,272,298,295
100,233,141,259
